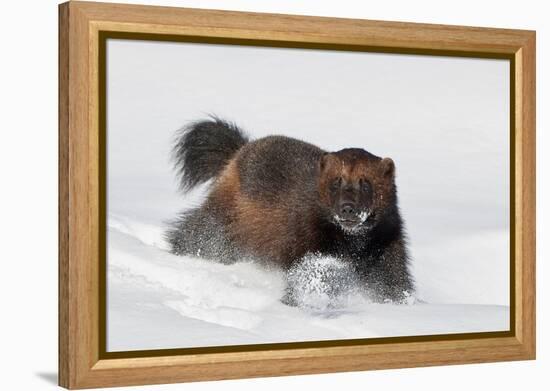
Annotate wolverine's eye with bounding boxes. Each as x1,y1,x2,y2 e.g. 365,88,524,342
361,179,372,192
330,177,341,191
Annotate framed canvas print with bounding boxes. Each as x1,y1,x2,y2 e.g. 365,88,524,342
58,1,536,389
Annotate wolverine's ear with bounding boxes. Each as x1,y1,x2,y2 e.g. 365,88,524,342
381,157,395,177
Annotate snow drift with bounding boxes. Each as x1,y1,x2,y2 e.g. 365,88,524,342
107,214,509,352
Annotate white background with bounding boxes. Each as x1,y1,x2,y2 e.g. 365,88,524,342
0,0,546,390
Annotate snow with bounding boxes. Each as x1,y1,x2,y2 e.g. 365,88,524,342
107,217,508,351
106,39,510,352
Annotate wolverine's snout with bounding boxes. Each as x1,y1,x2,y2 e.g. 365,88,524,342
340,203,357,219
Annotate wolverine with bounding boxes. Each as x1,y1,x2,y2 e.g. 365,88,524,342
165,117,414,304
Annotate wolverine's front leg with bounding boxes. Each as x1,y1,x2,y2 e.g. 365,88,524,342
361,240,415,304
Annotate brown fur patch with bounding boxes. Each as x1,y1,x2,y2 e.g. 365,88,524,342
209,159,240,205
232,198,292,264
210,158,320,267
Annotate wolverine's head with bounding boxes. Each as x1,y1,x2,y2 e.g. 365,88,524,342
318,148,397,234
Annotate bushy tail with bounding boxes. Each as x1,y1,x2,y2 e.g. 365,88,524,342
172,116,249,191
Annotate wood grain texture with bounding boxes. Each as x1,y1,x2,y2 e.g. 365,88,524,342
74,0,531,54
517,34,536,355
58,3,70,387
58,1,536,389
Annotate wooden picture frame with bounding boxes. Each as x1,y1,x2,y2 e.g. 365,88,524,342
59,1,536,389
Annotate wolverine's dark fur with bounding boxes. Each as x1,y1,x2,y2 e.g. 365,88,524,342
172,117,249,190
165,118,414,304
